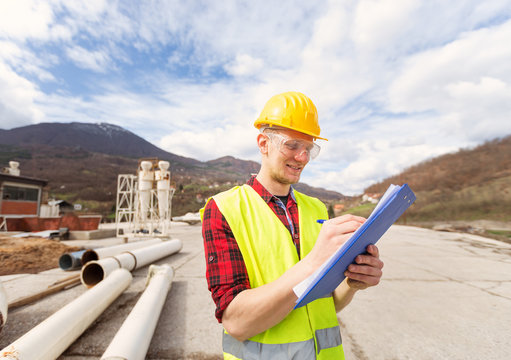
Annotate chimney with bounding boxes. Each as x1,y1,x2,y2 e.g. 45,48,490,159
8,161,20,176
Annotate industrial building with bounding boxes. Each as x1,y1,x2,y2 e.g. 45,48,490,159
0,161,100,232
0,162,47,230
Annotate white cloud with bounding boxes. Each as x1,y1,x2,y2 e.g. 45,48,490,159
0,62,43,129
0,40,57,82
304,135,457,195
388,19,511,142
120,1,323,72
353,0,421,52
159,124,257,161
445,77,511,140
0,0,54,41
65,45,112,72
59,0,108,19
224,54,264,77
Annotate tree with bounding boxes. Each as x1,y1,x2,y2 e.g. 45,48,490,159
328,204,335,219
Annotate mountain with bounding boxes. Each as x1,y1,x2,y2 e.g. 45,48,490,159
206,156,261,176
0,122,345,217
0,122,201,167
293,183,347,201
363,135,511,222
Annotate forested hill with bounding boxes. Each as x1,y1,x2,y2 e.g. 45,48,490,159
365,135,511,222
365,135,511,193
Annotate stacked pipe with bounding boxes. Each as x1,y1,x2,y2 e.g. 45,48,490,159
0,280,6,334
81,239,182,287
0,269,132,360
58,250,85,271
101,264,174,359
81,238,163,264
59,238,163,271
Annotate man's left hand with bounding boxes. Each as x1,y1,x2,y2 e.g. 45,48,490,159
344,244,384,290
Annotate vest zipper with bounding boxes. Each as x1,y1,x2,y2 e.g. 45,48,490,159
304,303,319,358
274,196,300,257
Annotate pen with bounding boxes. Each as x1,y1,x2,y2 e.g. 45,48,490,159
316,219,326,224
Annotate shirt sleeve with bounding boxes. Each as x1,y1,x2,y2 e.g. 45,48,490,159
202,198,251,322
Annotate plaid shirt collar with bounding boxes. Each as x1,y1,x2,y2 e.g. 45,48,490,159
247,175,297,205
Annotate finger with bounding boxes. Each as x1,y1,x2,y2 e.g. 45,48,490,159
329,214,366,225
333,220,365,235
346,278,368,290
354,254,384,269
321,221,364,241
366,244,379,257
345,271,381,287
347,263,383,278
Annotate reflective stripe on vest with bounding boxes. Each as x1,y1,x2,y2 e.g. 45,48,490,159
316,326,343,353
223,326,342,360
210,185,345,360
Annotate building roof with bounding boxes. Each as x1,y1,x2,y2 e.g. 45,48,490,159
0,173,48,187
50,199,74,207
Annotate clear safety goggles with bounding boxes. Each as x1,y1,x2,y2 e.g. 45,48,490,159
265,131,321,160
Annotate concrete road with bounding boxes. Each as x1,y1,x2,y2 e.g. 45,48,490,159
340,225,511,360
1,224,510,359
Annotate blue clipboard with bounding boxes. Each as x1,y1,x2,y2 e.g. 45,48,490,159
294,184,416,308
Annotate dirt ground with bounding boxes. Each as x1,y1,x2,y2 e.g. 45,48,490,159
0,235,82,276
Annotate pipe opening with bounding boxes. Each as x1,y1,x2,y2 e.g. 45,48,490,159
59,254,74,270
81,250,98,265
82,263,105,287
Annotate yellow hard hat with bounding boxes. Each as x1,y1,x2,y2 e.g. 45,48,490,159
254,91,327,141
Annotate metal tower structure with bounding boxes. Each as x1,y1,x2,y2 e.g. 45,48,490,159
115,160,175,238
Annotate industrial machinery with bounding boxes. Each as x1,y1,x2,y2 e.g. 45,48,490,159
115,159,175,238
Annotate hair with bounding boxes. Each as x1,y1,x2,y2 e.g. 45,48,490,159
259,124,286,134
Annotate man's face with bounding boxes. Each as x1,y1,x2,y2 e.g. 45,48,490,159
264,128,317,185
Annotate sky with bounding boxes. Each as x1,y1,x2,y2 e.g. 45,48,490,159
1,0,510,195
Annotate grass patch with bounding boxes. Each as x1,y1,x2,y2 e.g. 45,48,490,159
486,230,511,238
342,203,376,218
51,192,77,202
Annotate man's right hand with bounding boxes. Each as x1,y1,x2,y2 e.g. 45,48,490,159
304,214,366,270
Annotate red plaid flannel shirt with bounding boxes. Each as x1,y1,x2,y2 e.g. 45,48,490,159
202,175,301,322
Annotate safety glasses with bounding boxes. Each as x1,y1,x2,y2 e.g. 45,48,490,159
266,132,321,160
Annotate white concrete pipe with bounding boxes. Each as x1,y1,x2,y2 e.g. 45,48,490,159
0,269,132,360
81,239,182,287
59,250,86,271
101,264,174,360
0,280,7,334
81,238,163,264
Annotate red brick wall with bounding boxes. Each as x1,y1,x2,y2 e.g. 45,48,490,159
4,214,101,231
0,201,38,215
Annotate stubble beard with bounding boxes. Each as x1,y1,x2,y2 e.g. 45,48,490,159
270,167,300,185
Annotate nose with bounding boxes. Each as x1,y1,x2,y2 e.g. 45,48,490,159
294,149,310,163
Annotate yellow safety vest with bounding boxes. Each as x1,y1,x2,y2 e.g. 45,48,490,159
202,184,345,360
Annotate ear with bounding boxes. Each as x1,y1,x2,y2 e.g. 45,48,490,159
257,133,269,155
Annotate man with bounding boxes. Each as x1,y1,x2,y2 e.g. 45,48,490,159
201,91,384,359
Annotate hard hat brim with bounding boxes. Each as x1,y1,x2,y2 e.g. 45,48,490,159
254,120,328,141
